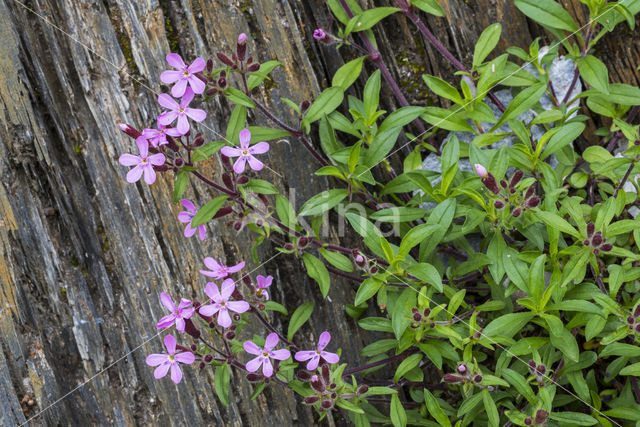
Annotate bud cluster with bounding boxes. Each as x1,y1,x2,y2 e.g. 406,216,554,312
626,304,640,333
410,306,433,329
528,360,548,386
582,222,612,254
474,165,540,218
524,409,549,426
352,250,378,275
442,364,491,389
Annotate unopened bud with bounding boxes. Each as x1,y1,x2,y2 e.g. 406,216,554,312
301,100,310,112
119,123,142,139
634,305,640,317
213,206,233,219
536,365,546,375
322,364,331,383
204,354,213,363
457,364,467,374
512,207,522,218
233,221,242,231
225,331,235,339
217,77,227,89
635,324,640,333
524,417,533,425
311,378,325,392
206,58,213,72
628,316,635,324
320,400,333,410
583,239,591,246
304,396,320,404
494,199,505,209
247,62,260,72
423,308,431,317
284,243,295,251
587,222,595,237
474,375,482,383
525,196,540,208
206,88,217,96
510,170,523,188
199,361,205,369
500,179,508,188
297,370,312,381
216,52,235,67
298,236,310,247
525,185,535,199
474,163,488,178
184,318,201,339
601,243,612,251
222,173,234,189
190,344,197,351
592,233,603,246
482,174,500,194
443,374,462,383
237,33,247,61
413,313,422,322
357,385,369,394
528,360,537,370
535,409,549,423
246,373,262,382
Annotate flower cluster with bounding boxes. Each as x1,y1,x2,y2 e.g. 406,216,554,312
475,164,540,217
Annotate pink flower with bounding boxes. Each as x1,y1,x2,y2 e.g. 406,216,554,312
255,275,273,300
118,138,166,184
474,163,488,178
313,29,326,40
157,87,206,135
220,129,270,174
138,123,183,148
243,333,291,377
294,331,339,370
178,199,207,240
238,33,247,44
160,53,206,98
156,293,195,333
145,334,195,384
199,279,250,328
199,258,245,280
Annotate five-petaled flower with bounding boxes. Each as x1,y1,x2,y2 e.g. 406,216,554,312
313,29,326,40
199,258,245,280
255,275,273,300
243,333,291,377
294,331,339,370
199,279,250,328
137,123,183,148
118,138,166,185
156,292,195,333
160,53,206,98
145,334,195,384
158,87,206,135
220,129,270,174
178,199,207,240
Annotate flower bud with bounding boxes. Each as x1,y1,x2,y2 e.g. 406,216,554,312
298,236,310,248
119,123,142,139
443,374,462,383
154,164,169,172
183,318,201,339
300,100,310,112
525,185,535,199
217,77,227,89
587,222,595,237
304,396,320,404
199,361,205,369
634,304,640,318
536,365,546,375
423,308,431,317
322,364,331,384
635,324,640,333
524,417,533,425
237,175,249,185
413,313,422,322
482,174,500,194
528,360,537,370
204,354,213,363
284,243,295,251
206,87,217,96
500,179,508,189
236,33,247,61
320,400,333,410
247,62,260,72
628,316,635,324
190,344,197,351
534,409,549,423
583,239,590,246
216,52,235,67
357,385,369,394
510,170,523,188
313,29,327,40
222,173,234,189
174,158,184,168
474,163,488,178
592,233,603,246
525,196,540,209
193,134,204,146
225,331,236,340
195,72,208,84
354,254,366,268
601,243,612,251
494,199,505,209
246,373,262,382
247,57,253,64
297,370,312,381
474,375,482,383
457,364,467,374
311,378,325,393
512,207,522,218
233,221,242,231
213,206,233,219
206,58,213,72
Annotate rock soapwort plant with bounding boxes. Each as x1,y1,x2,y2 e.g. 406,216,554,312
116,1,640,425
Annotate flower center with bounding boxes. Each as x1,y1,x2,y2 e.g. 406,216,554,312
183,70,190,77
241,149,249,156
262,351,269,358
168,354,175,362
178,107,185,113
220,301,226,307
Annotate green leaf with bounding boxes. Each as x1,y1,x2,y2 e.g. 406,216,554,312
390,394,407,427
583,145,613,164
473,24,501,69
224,87,256,108
247,60,283,90
423,389,451,427
332,56,367,90
394,353,423,383
411,0,444,16
351,7,401,32
535,211,581,238
226,104,247,144
421,107,475,132
214,363,230,406
492,82,546,129
192,141,227,162
363,70,381,122
243,179,279,195
345,212,385,259
355,277,384,306
392,288,415,339
320,248,354,272
577,55,609,94
299,189,348,216
398,224,440,260
620,362,640,375
549,412,597,425
405,263,443,292
191,195,229,227
264,301,288,315
457,392,483,417
378,106,426,133
365,127,402,167
303,87,345,128
336,399,365,414
370,207,426,223
173,171,189,203
247,126,292,142
541,122,585,160
358,317,393,333
483,312,534,338
302,253,331,297
607,83,640,105
275,195,297,230
514,0,578,31
528,254,546,303
482,389,499,427
601,343,640,358
287,302,314,341
502,368,537,404
422,75,462,104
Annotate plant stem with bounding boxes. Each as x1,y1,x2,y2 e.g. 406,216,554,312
251,306,299,351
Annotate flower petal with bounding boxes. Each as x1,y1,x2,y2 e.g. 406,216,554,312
177,211,192,223
176,115,190,134
148,153,166,166
264,332,279,351
203,257,221,271
180,307,195,319
205,282,221,301
317,331,331,351
158,93,179,110
270,349,291,361
184,224,196,238
154,362,171,379
170,363,183,384
247,156,264,171
135,137,149,157
245,356,262,372
174,351,196,364
171,78,188,98
181,87,195,106
306,355,320,371
220,278,235,299
157,314,176,330
188,75,206,94
321,351,340,364
233,157,247,174
198,304,218,317
119,153,140,166
185,108,206,122
181,199,196,212
256,275,273,288
220,146,241,157
294,351,315,362
188,57,206,73
146,353,168,367
243,341,262,356
198,225,206,241
226,300,250,314
166,53,186,70
157,111,177,126
159,293,175,311
143,165,157,185
227,261,245,274
262,358,273,377
164,334,177,354
239,129,251,147
160,70,181,84
126,166,143,183
217,309,232,328
249,141,270,154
